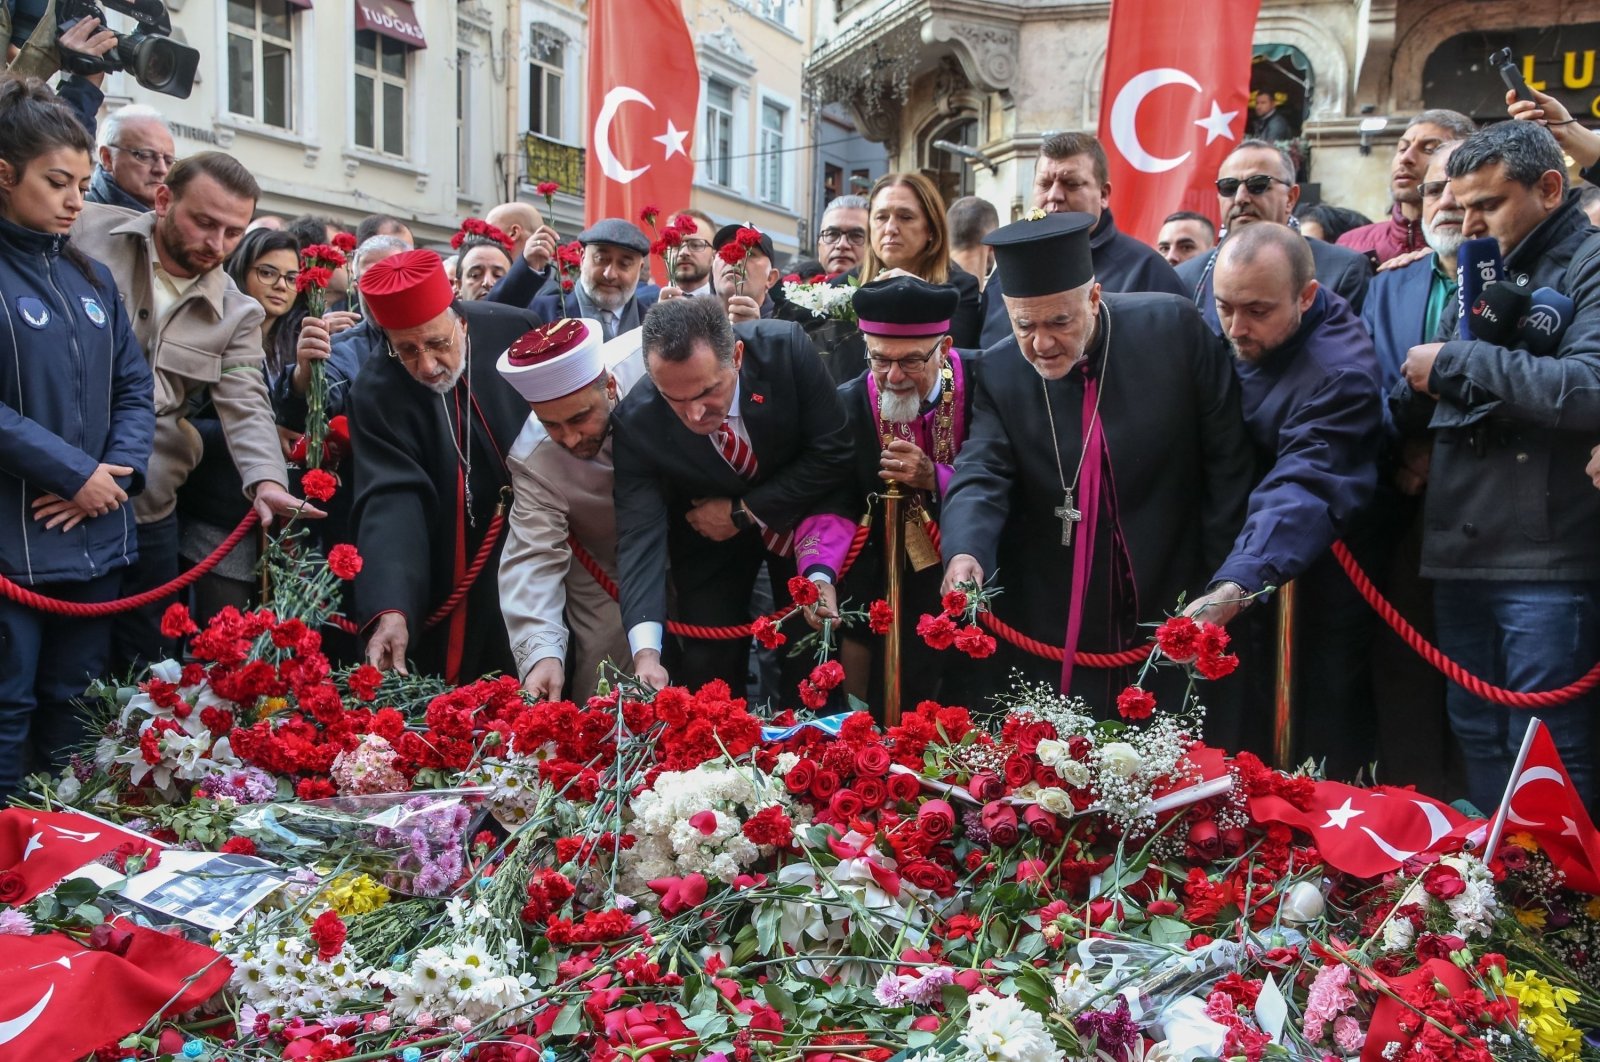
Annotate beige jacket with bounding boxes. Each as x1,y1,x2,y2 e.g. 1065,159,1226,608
72,203,286,523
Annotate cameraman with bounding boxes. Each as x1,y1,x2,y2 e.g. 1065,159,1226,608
3,1,116,134
1392,121,1600,813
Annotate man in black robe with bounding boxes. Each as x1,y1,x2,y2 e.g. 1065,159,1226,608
942,212,1255,713
348,249,542,682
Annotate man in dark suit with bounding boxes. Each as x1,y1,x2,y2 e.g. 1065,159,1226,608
978,131,1186,347
1177,140,1373,329
487,218,660,337
613,297,854,696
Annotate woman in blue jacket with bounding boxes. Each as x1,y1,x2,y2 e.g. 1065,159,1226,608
0,76,155,799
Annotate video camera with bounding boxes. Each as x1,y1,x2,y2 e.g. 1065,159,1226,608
57,0,199,99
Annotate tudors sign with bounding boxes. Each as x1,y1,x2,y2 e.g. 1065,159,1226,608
354,0,428,49
1424,23,1600,123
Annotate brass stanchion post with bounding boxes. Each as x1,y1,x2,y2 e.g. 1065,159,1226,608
882,481,904,727
1273,580,1296,770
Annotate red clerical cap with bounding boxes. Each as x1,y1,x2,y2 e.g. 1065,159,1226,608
359,249,455,331
507,318,587,366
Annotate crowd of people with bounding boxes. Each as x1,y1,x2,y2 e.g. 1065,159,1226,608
5,69,1600,818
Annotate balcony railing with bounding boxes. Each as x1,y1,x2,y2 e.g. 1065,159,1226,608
523,134,585,197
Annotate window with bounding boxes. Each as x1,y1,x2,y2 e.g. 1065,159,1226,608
528,30,564,139
704,79,735,187
758,99,786,205
355,29,408,156
456,50,470,188
754,0,793,28
226,0,294,128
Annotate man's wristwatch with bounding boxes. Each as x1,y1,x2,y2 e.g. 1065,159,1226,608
730,500,752,532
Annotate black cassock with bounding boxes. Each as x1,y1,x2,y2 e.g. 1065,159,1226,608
349,301,543,682
941,291,1255,708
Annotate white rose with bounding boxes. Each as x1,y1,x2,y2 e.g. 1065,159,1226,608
1035,788,1073,816
1279,881,1325,923
1034,739,1069,769
1100,742,1143,779
1056,760,1092,788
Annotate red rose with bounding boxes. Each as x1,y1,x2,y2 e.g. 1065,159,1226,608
327,544,363,580
954,625,996,659
1022,805,1060,842
854,744,892,777
1154,615,1202,663
88,922,134,955
917,799,956,841
916,613,957,650
1422,863,1467,900
1116,685,1157,721
854,776,887,808
787,576,819,607
1002,753,1033,789
311,909,347,960
901,858,955,895
885,770,922,804
0,869,27,904
868,599,893,634
968,771,1004,803
980,801,1020,846
828,788,865,820
810,768,841,800
783,759,817,794
941,590,968,615
220,836,257,856
301,468,337,502
1187,819,1222,862
810,660,845,691
1147,899,1181,916
159,602,199,639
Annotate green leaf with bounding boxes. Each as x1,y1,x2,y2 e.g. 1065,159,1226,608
754,903,781,958
1147,915,1193,946
907,1030,938,1049
549,1005,580,1038
761,982,797,1021
846,693,869,713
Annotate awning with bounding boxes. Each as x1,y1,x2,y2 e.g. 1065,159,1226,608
355,0,426,48
283,0,313,9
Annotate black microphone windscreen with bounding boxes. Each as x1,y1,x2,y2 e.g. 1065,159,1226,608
1467,281,1527,347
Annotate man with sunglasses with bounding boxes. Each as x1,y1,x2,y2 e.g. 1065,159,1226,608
347,249,543,683
1338,110,1475,266
1176,140,1373,333
88,104,174,212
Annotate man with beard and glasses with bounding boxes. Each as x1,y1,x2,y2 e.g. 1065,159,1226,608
73,152,320,669
662,210,717,298
1177,140,1373,329
794,276,983,707
1188,222,1384,772
496,319,648,700
489,219,660,338
347,250,542,682
1339,110,1475,266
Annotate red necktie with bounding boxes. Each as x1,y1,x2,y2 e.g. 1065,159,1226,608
713,425,792,556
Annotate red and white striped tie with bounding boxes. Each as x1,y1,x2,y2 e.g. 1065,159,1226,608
714,425,792,556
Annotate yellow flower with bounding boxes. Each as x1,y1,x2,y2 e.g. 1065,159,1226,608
1506,832,1541,852
322,872,390,916
1515,907,1548,929
257,697,290,720
1504,970,1584,1062
1584,896,1600,922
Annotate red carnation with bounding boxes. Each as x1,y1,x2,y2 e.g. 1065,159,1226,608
916,612,957,650
868,599,893,634
347,663,383,702
311,910,347,960
735,226,763,249
661,228,684,249
639,205,661,226
301,468,337,502
332,232,357,253
941,590,968,615
220,836,257,856
1116,685,1157,721
327,544,364,580
673,213,699,234
718,242,748,267
536,181,560,197
809,660,845,691
752,615,786,650
160,602,199,639
297,777,336,800
742,805,793,847
953,624,996,659
787,576,819,607
1155,615,1202,663
797,681,827,710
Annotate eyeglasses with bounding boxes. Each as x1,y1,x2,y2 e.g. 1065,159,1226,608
1419,180,1448,201
866,340,944,373
387,318,461,363
111,145,177,169
820,227,868,246
680,239,712,252
253,264,299,289
1215,175,1292,197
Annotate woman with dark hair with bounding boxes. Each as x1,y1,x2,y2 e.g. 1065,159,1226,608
0,76,154,800
1294,202,1372,244
861,173,983,347
226,227,303,373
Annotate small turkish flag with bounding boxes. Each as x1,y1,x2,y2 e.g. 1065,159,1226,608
585,0,699,284
0,919,229,1060
1358,958,1482,1062
1249,781,1479,879
0,809,154,904
1097,0,1262,244
1487,719,1600,892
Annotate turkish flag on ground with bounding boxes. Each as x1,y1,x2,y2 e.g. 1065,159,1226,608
1487,719,1600,892
1249,781,1480,879
1357,957,1490,1062
585,0,699,284
0,920,230,1060
0,809,153,903
1097,0,1262,244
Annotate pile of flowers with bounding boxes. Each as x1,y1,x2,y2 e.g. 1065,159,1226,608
10,552,1600,1062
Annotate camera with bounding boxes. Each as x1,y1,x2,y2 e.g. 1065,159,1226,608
57,0,199,99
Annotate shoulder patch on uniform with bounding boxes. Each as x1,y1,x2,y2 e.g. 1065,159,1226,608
16,297,50,329
80,296,108,328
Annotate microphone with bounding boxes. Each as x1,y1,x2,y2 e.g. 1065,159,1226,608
1518,287,1574,355
1456,237,1504,339
1467,281,1527,347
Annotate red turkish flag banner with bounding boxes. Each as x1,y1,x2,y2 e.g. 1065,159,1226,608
1491,720,1600,892
1249,781,1480,879
0,809,154,903
1096,0,1262,244
0,920,229,1059
585,0,699,283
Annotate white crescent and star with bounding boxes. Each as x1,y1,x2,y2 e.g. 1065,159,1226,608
1506,766,1566,827
593,86,691,186
0,986,53,1046
1324,795,1458,863
1108,67,1239,174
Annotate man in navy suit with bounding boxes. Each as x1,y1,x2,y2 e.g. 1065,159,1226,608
487,218,660,337
612,297,854,695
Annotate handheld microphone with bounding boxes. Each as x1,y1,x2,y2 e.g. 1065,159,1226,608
1467,281,1527,347
1456,237,1504,340
1519,287,1575,355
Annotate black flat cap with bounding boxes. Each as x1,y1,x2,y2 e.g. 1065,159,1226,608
983,211,1096,297
713,222,776,262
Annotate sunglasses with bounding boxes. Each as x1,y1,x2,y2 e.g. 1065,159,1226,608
1216,175,1292,197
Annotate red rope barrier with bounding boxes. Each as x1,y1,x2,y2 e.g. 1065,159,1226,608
325,510,509,638
0,511,261,616
1331,540,1600,708
977,611,1153,668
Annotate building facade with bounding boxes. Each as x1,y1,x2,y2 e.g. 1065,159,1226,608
804,0,1598,231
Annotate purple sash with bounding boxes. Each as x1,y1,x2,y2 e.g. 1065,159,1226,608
1060,376,1105,693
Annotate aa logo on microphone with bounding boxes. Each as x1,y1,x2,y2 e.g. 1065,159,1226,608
1522,304,1563,337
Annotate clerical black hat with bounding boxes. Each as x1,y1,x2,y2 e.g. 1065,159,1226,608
983,211,1096,297
578,218,650,255
853,275,960,338
712,222,776,262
